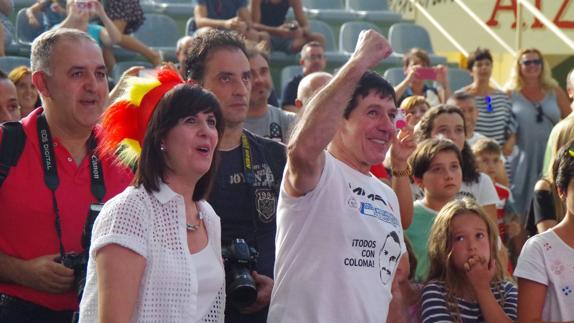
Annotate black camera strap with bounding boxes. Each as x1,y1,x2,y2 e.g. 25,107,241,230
36,113,105,258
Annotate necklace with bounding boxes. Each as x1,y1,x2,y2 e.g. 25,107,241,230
186,208,205,232
186,222,201,232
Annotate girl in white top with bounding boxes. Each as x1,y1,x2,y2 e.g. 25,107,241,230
414,104,499,223
79,71,226,322
515,141,574,322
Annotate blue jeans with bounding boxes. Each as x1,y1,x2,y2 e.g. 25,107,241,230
0,293,74,323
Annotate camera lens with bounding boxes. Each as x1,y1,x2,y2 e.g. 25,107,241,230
227,270,257,308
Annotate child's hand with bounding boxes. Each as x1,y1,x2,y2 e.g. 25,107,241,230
465,256,495,291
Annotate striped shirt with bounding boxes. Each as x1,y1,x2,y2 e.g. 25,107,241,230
420,280,517,323
474,91,517,146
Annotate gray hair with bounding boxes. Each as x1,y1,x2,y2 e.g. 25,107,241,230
176,35,193,53
31,28,97,75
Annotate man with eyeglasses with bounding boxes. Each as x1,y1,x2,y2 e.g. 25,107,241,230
281,41,326,112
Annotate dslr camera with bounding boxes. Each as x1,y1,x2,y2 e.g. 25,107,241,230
60,203,103,300
60,251,89,298
222,238,259,309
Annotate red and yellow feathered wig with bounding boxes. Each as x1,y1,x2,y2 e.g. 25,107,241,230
98,67,185,167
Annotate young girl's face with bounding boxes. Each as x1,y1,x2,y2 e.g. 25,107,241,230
419,150,462,200
430,113,466,151
406,103,428,127
450,212,491,272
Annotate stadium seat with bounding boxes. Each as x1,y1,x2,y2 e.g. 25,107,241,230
132,14,180,62
308,19,348,63
447,67,472,92
388,22,447,65
388,23,433,54
339,21,381,54
382,67,404,87
111,61,154,82
139,0,158,13
185,17,197,36
280,65,303,100
0,56,31,73
339,21,402,65
13,0,36,7
345,0,402,23
302,0,358,22
15,8,45,47
151,0,194,18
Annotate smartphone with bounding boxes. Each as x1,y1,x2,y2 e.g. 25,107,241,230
75,0,94,12
415,67,437,81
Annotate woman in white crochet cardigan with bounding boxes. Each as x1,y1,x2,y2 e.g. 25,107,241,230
79,70,226,323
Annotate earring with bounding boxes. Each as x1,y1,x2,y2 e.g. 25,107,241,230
160,145,167,152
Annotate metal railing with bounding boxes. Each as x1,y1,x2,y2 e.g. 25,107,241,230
453,0,516,57
516,0,574,52
408,0,505,89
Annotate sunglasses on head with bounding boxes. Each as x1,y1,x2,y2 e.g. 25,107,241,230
521,59,543,66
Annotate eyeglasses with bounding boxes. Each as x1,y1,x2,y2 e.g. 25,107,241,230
485,96,493,113
521,59,543,66
535,104,544,123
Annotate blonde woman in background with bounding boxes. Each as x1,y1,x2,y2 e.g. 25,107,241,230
8,66,40,118
399,95,430,129
505,48,570,215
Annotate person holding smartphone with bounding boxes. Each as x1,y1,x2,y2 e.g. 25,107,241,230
394,48,450,106
54,0,122,72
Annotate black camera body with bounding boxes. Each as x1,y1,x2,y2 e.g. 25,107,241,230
59,202,103,300
222,238,259,309
60,251,89,298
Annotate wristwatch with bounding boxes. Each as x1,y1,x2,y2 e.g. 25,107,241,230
391,168,411,177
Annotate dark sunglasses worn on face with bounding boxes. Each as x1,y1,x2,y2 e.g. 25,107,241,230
521,59,543,66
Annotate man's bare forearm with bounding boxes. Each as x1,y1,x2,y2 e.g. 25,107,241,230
0,252,23,284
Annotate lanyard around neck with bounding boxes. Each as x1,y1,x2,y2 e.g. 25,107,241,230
36,113,105,255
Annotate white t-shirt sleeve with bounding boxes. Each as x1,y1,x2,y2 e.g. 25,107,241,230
89,189,149,259
514,235,548,286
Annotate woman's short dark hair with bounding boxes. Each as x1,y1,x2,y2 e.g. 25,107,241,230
135,84,224,201
415,104,480,184
466,47,493,71
553,139,574,195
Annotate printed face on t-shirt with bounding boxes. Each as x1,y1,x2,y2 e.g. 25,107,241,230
379,232,401,285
